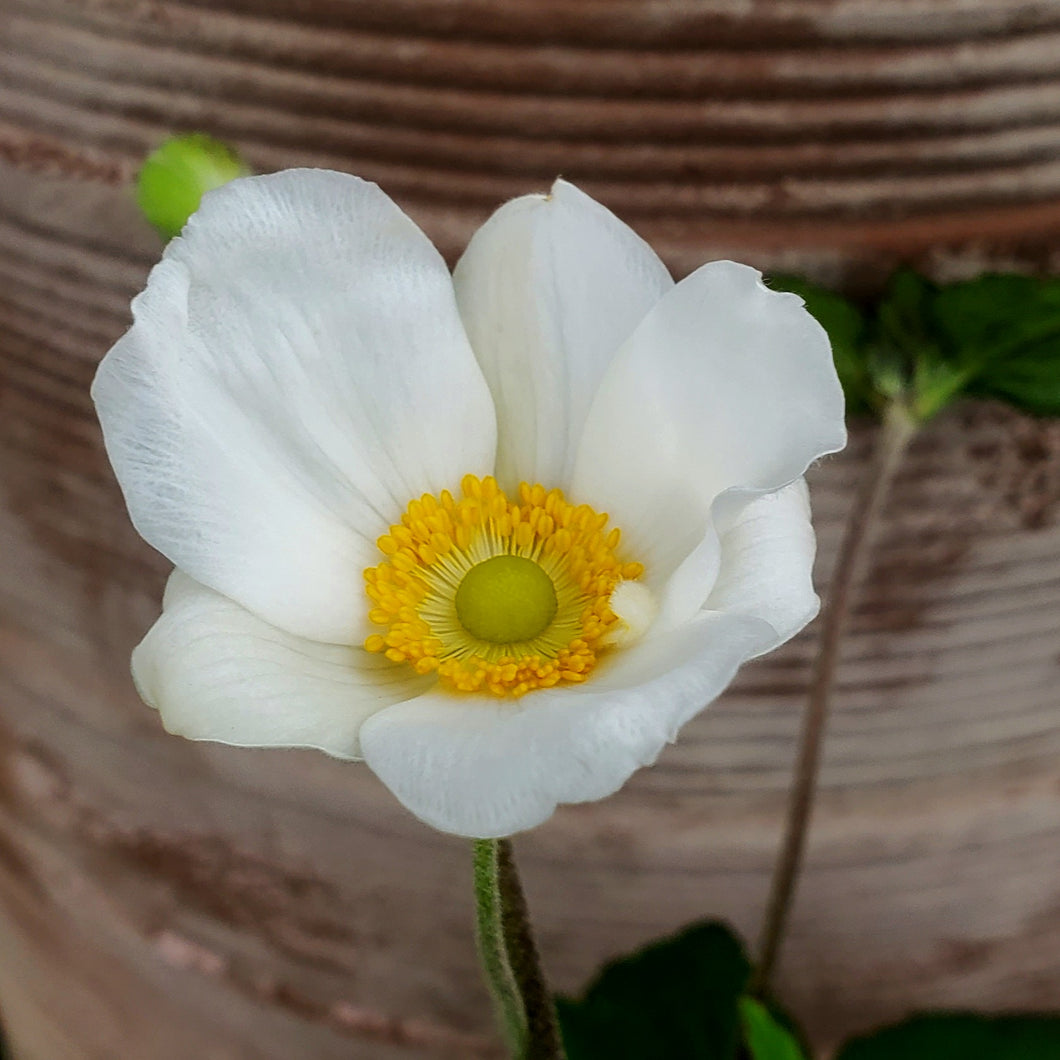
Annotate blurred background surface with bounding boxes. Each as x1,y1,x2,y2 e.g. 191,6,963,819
1,2,1060,1057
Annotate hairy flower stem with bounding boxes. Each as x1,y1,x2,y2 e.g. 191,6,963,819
473,838,566,1060
754,402,918,996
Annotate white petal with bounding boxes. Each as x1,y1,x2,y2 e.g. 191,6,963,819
652,530,723,635
453,179,672,490
571,260,845,616
705,478,819,646
359,610,773,837
93,169,496,645
132,571,433,756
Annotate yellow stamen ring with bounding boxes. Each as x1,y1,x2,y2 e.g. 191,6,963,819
363,475,645,697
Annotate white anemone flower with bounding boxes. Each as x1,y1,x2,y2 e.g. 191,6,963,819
92,170,846,838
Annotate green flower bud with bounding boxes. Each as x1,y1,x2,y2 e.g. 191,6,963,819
136,134,250,240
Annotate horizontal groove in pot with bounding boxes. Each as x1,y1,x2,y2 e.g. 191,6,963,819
166,0,1060,48
16,6,1060,99
9,2,1060,276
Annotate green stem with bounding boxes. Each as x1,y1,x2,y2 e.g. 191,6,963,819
473,838,566,1060
495,841,567,1060
753,401,918,996
474,839,528,1057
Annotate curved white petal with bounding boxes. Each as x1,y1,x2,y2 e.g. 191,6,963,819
705,478,820,645
651,530,723,636
359,610,773,837
571,261,845,619
132,571,434,756
93,169,496,644
453,179,672,490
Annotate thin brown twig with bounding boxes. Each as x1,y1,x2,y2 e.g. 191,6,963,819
754,402,918,995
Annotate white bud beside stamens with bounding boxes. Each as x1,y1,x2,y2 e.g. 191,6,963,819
604,580,658,649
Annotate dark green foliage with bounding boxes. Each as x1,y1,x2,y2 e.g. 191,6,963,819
770,270,1060,421
556,921,751,1060
836,1013,1060,1059
931,275,1060,415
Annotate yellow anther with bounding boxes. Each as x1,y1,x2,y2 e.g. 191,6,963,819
362,476,647,697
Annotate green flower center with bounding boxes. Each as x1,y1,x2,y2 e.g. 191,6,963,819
454,555,559,645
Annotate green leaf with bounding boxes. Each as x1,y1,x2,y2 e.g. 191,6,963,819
771,267,1060,422
769,276,873,414
930,274,1060,416
874,269,939,362
836,1014,1060,1059
556,921,751,1060
136,133,250,240
865,268,936,410
740,998,807,1060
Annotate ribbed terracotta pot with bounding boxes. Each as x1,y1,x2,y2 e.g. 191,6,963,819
2,2,1060,1057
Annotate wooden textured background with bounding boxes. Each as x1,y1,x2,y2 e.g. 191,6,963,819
2,2,1060,1057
